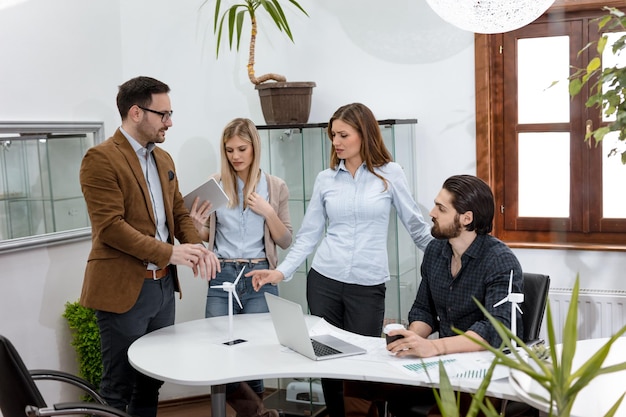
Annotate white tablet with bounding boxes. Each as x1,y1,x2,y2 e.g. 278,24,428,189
183,178,229,213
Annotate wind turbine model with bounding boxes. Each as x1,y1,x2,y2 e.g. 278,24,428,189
210,265,246,345
493,270,524,348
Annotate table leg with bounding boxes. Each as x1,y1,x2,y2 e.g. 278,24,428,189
211,384,227,417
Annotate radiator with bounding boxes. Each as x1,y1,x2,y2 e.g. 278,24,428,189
546,289,626,343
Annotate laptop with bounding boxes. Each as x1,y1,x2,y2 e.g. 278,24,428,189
265,293,367,361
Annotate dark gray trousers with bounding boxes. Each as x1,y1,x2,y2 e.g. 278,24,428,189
96,273,175,417
306,268,386,417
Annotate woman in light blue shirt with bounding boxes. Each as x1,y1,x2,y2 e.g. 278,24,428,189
247,103,432,416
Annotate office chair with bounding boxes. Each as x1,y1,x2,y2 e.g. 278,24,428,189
0,334,132,417
519,273,550,343
388,272,551,417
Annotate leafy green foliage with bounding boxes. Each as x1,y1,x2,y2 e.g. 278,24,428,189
431,359,501,417
456,275,626,417
209,0,307,58
63,301,102,392
201,0,308,84
569,7,626,164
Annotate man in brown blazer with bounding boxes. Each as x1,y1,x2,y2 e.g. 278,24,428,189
79,76,220,417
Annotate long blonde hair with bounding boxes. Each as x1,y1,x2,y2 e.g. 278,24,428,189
219,118,262,209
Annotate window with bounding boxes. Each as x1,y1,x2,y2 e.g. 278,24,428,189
476,1,626,250
0,122,104,253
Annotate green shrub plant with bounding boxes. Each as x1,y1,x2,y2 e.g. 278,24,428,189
63,300,102,390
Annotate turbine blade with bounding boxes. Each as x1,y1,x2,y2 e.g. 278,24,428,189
233,265,246,286
211,285,225,289
233,291,243,309
493,298,507,307
515,303,523,314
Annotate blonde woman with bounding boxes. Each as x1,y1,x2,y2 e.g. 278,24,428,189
190,118,291,415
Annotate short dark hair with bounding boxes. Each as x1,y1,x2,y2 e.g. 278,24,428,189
116,76,170,120
442,175,494,235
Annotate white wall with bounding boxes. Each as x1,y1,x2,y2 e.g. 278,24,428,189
1,0,625,407
0,0,124,406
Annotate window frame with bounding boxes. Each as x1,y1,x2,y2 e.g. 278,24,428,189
475,0,626,251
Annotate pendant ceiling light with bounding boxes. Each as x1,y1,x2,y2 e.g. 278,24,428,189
425,0,556,34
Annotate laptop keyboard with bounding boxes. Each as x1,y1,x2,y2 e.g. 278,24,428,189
311,338,341,357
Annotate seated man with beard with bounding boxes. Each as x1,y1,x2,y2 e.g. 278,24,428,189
344,174,523,417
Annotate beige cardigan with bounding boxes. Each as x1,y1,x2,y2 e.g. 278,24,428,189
206,172,292,269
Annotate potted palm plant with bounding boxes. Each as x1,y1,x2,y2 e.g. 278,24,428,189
205,0,315,125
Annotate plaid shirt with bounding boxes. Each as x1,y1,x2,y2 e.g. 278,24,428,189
408,234,523,347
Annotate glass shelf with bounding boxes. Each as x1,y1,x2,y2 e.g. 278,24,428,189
258,119,421,323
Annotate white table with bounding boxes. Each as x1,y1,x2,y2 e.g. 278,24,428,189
509,337,626,417
128,313,519,417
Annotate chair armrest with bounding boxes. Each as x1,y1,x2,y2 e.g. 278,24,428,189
29,369,105,404
27,402,133,417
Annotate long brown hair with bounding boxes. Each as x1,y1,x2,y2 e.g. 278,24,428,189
219,118,262,209
327,103,392,189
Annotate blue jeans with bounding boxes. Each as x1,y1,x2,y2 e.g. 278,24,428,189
206,260,278,394
205,260,278,317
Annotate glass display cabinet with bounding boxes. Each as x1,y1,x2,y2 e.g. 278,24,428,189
0,122,104,252
257,119,422,416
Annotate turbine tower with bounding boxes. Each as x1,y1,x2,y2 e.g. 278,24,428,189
210,265,246,344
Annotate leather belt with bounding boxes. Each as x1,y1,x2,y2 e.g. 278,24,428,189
146,266,170,280
220,258,267,264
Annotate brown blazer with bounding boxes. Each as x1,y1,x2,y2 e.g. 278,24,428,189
79,129,202,313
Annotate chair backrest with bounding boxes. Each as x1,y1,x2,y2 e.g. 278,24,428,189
521,273,550,342
0,335,47,417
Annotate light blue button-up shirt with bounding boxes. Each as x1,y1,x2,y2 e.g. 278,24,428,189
214,173,268,259
277,161,432,285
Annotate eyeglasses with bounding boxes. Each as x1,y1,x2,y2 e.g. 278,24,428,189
137,106,173,123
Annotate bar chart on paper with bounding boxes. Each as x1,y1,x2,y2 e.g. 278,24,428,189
455,368,489,379
393,352,509,383
402,358,456,375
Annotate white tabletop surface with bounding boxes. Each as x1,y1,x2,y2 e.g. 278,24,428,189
128,313,518,400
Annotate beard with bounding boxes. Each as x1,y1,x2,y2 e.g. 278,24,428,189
138,118,166,144
431,213,463,239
